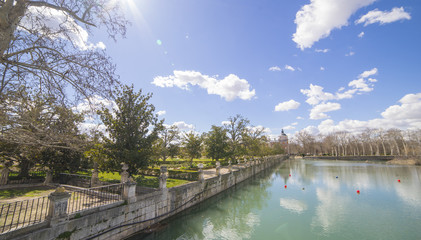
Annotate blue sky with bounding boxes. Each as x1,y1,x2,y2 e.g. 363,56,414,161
88,0,421,139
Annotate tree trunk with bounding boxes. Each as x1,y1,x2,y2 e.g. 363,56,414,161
381,141,387,156
361,143,365,156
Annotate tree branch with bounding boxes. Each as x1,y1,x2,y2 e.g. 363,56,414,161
27,1,97,27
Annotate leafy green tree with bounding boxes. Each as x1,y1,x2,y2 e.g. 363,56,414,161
183,132,202,166
205,125,229,161
0,90,86,175
168,143,180,159
224,114,250,161
243,126,266,158
156,125,179,162
98,85,162,175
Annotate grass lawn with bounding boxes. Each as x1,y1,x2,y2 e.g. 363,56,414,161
0,187,55,201
98,172,191,188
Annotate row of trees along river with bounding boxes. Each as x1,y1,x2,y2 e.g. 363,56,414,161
0,85,286,178
290,128,421,157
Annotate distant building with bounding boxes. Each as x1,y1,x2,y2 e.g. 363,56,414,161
279,129,288,152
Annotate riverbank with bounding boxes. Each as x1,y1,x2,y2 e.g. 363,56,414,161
301,155,421,165
3,155,288,240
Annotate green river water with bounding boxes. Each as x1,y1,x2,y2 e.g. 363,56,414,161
129,159,421,240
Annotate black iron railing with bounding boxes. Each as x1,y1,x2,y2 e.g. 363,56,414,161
67,184,123,214
0,196,50,234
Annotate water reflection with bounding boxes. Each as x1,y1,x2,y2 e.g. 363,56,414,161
130,160,421,240
279,198,308,214
135,168,277,240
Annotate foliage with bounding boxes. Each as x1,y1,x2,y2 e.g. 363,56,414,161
205,125,229,161
224,114,250,161
182,132,203,166
242,126,266,158
98,85,163,175
0,91,87,175
155,125,179,162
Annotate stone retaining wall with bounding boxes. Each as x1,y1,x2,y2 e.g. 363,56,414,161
2,155,288,240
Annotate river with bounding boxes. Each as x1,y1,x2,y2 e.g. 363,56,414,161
129,159,421,240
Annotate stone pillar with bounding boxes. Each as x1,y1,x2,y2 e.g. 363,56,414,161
215,161,221,176
237,159,241,165
91,162,99,187
0,166,10,185
121,163,129,183
44,168,53,185
244,159,248,167
123,181,137,203
159,166,168,189
228,160,232,173
198,163,204,182
48,187,71,226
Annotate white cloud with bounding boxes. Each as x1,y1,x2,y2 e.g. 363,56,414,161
275,100,301,112
359,68,378,78
315,49,330,53
171,121,195,131
301,68,378,106
20,6,105,50
381,93,421,120
269,66,281,72
292,0,376,50
358,31,365,38
301,84,335,106
285,65,295,71
221,121,231,126
157,110,166,116
320,67,325,71
348,78,373,92
296,116,304,120
304,93,421,135
345,51,355,56
283,125,296,130
356,7,411,26
292,122,298,126
310,102,341,120
152,71,256,101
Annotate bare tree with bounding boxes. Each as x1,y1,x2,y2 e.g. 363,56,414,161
0,0,128,102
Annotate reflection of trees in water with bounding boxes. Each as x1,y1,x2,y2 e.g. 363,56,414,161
139,167,279,240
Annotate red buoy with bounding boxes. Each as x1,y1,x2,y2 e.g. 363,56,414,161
398,179,401,183
357,190,360,194
284,185,287,189
289,174,291,177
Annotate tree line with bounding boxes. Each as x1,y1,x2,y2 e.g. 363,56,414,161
0,85,285,177
290,128,421,157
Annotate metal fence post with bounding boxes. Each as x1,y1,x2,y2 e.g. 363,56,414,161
47,187,71,226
